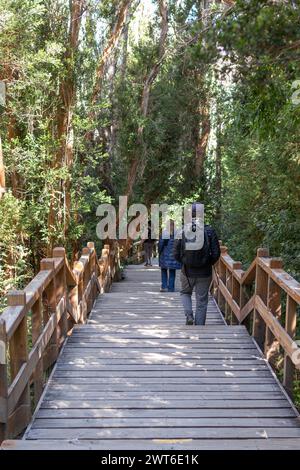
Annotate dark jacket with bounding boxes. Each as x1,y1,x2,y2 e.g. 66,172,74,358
173,225,220,278
158,232,182,270
143,226,156,245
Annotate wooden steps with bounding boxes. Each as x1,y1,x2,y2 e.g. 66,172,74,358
3,263,300,450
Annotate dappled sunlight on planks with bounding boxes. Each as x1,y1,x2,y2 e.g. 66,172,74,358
14,263,300,450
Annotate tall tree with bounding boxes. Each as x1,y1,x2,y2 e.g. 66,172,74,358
47,0,86,251
92,0,131,104
194,0,211,178
0,135,5,198
125,0,168,200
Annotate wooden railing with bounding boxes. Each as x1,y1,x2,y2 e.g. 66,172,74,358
212,245,300,397
0,241,120,441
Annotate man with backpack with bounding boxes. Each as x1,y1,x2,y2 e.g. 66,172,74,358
173,203,220,325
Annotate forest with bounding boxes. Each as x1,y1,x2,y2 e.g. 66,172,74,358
1,0,300,310
0,0,299,295
1,0,300,444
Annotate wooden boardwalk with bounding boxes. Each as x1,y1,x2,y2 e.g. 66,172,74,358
4,263,300,450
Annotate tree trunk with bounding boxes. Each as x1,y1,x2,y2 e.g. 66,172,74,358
92,0,131,105
125,0,168,200
0,135,5,198
195,99,210,177
194,1,211,178
98,52,118,197
47,0,86,253
121,1,141,83
7,113,21,197
215,118,222,227
121,11,130,83
84,0,131,197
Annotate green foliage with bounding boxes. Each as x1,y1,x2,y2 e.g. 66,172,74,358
0,0,299,406
0,192,31,310
0,0,114,308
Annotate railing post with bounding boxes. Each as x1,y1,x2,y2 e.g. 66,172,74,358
31,295,44,406
87,242,98,301
82,246,93,316
240,284,251,330
114,242,122,281
98,259,105,294
212,240,221,300
7,290,31,437
265,258,282,368
283,295,297,397
101,247,109,292
73,261,84,323
53,248,68,344
217,246,227,315
41,259,58,370
225,266,232,323
253,248,269,350
232,262,242,324
104,244,111,288
0,318,8,442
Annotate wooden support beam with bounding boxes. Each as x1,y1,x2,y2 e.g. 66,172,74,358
231,262,242,324
283,295,297,397
40,260,58,370
7,291,31,438
265,258,282,369
253,249,269,350
74,260,84,322
0,319,8,442
87,242,98,302
217,258,226,315
254,295,299,362
31,296,43,406
225,268,232,324
82,247,92,317
53,248,68,345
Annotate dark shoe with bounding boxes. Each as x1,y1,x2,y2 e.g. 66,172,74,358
160,287,168,292
186,315,194,325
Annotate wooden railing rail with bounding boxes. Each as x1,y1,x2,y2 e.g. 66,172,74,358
0,241,120,441
212,245,300,397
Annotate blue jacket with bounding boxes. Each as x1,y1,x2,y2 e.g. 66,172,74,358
159,233,182,270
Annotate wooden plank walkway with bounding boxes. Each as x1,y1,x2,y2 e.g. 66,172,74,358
5,263,300,450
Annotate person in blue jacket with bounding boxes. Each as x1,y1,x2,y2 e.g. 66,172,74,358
158,219,181,292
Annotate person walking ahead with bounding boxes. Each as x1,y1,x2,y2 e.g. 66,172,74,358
143,220,155,266
173,204,220,325
158,220,181,292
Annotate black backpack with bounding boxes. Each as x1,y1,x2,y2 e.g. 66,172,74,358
181,226,211,268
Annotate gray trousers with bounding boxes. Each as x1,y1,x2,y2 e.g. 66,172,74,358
144,242,153,264
180,272,212,325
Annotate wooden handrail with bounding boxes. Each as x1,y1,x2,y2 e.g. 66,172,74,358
0,240,121,442
212,245,300,398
